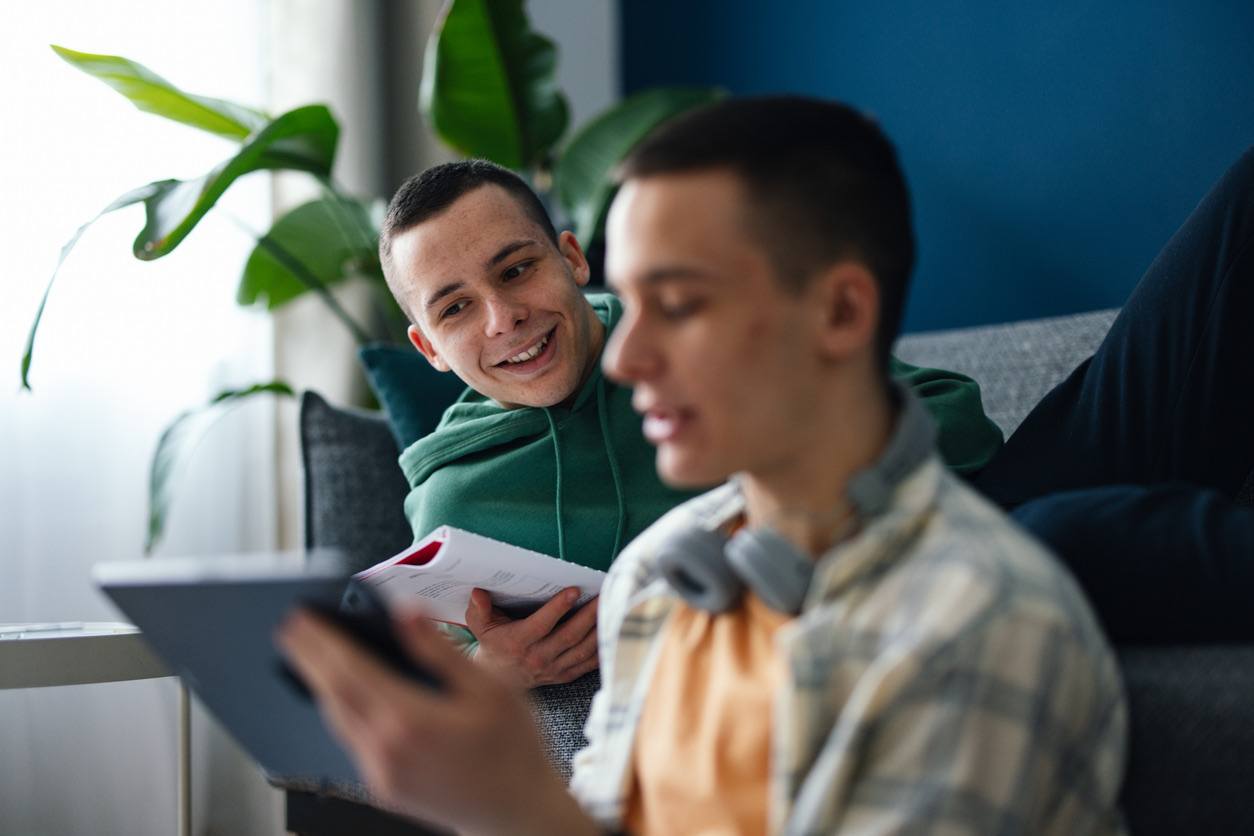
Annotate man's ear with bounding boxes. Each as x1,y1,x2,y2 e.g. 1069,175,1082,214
558,230,592,287
408,324,451,372
812,261,880,362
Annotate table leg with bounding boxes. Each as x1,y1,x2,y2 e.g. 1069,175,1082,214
179,680,191,836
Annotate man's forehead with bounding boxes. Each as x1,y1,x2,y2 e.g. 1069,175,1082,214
437,184,540,234
398,187,546,268
606,172,753,283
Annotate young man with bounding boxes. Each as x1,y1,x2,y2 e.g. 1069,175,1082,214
375,160,1004,685
279,97,1126,834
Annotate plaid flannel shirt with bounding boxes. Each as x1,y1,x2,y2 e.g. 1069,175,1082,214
570,456,1127,834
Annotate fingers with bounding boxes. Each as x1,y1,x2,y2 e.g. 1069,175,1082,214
515,587,583,642
548,595,599,648
555,653,600,684
550,624,599,676
276,609,390,735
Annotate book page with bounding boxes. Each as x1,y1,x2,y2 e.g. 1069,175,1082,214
354,527,605,626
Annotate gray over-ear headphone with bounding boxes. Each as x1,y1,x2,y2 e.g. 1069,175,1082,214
655,385,936,615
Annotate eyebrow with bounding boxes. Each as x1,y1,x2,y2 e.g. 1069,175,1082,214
487,238,540,267
423,239,543,312
424,280,465,312
606,265,714,291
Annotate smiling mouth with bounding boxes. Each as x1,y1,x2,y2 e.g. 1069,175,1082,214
496,327,556,368
641,406,693,444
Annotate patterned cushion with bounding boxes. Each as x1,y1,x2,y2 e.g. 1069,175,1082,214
1117,646,1254,834
300,391,413,574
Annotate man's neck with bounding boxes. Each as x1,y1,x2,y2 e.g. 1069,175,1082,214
558,304,607,410
740,377,896,557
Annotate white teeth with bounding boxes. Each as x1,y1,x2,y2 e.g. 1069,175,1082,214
505,334,548,364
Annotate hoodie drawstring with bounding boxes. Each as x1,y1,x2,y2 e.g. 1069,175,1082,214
543,378,627,566
596,377,627,560
543,407,568,563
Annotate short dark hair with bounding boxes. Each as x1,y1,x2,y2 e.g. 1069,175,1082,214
379,160,558,313
617,96,914,369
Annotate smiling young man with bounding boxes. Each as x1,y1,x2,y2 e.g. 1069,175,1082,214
372,159,1004,686
279,97,1126,834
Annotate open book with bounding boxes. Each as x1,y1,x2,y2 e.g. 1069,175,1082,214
353,526,606,626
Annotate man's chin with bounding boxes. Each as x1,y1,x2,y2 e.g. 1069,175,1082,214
485,378,575,411
656,449,728,490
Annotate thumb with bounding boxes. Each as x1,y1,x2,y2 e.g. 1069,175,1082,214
466,588,512,635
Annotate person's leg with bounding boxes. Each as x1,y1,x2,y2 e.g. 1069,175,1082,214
1013,485,1254,643
975,146,1254,507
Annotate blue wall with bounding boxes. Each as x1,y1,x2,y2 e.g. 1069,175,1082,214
621,1,1254,332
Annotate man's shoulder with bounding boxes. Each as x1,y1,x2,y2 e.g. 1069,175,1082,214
859,471,1113,666
398,389,555,484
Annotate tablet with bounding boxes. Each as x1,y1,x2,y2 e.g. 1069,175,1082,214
94,551,393,785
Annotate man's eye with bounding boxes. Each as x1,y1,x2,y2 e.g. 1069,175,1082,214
440,300,468,320
659,299,702,320
503,260,533,281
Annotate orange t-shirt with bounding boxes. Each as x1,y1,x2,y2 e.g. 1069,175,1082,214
622,592,792,835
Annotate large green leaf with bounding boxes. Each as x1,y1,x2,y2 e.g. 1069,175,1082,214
51,45,268,140
147,381,296,553
238,195,378,310
554,87,725,248
20,181,174,391
420,0,569,170
131,104,339,260
21,107,338,390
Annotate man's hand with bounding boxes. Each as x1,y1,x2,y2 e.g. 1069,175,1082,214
275,609,599,836
465,587,599,688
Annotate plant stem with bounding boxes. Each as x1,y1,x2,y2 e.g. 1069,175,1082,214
318,174,379,253
246,225,373,345
317,176,408,341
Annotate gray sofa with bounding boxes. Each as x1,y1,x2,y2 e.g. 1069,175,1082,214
290,307,1254,835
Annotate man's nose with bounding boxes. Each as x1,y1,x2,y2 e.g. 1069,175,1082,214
603,311,659,384
483,294,528,336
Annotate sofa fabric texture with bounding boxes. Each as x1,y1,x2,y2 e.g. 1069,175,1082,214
298,307,1254,834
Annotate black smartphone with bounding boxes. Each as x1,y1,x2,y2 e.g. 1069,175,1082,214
283,580,443,698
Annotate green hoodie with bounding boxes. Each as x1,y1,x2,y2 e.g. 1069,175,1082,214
399,293,1003,574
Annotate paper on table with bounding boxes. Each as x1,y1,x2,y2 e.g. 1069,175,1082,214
353,526,606,626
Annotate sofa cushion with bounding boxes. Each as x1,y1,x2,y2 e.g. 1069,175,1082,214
895,308,1118,437
300,391,413,574
1118,646,1254,834
358,344,468,451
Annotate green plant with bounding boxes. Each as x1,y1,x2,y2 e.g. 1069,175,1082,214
420,0,723,247
22,0,720,552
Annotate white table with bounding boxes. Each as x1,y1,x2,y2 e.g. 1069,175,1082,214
0,622,190,836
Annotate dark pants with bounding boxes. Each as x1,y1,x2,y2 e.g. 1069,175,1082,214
973,147,1254,643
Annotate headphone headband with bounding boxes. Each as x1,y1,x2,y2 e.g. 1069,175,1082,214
657,386,936,615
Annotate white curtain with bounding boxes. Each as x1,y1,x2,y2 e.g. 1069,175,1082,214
1,3,282,834
0,2,619,834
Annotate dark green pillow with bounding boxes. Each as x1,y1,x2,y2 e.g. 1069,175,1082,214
358,344,468,451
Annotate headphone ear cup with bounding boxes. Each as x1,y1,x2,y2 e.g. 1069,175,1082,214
725,528,814,615
656,527,743,613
